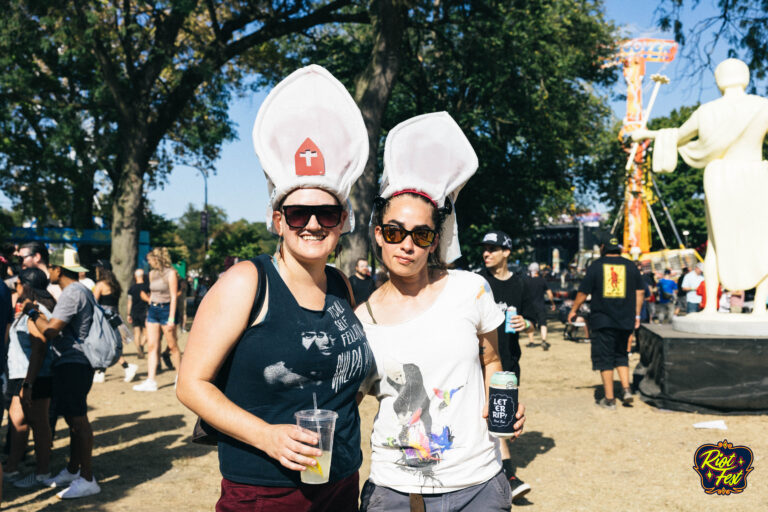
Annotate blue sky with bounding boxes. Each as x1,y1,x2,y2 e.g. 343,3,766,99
0,1,744,223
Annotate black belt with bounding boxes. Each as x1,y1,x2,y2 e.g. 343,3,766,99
150,302,170,307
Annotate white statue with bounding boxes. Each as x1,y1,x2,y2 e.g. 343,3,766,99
632,58,768,318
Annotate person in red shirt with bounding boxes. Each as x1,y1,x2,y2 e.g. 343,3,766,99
696,280,722,311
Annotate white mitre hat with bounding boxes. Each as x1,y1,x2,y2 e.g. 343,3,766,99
377,111,478,263
253,64,369,234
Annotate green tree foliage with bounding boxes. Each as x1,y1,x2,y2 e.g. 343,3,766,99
206,219,276,275
0,0,368,295
248,0,620,267
176,203,228,269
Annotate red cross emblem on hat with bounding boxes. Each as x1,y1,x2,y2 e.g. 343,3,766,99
294,138,325,176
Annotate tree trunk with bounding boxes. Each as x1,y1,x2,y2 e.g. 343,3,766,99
111,142,146,316
340,0,408,274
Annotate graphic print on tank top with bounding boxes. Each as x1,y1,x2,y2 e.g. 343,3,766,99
383,362,466,484
262,298,371,392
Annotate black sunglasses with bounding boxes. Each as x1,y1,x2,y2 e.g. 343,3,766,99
281,205,343,229
380,224,438,248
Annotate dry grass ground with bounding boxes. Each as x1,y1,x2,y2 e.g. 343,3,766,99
2,325,764,511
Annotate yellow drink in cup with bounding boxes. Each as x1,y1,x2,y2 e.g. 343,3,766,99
294,409,338,485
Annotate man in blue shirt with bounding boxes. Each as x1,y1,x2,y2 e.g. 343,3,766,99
656,269,678,324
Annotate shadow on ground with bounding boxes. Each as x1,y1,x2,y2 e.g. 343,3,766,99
3,410,213,511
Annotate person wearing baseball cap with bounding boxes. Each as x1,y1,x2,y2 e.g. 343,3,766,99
20,247,101,497
477,230,533,501
568,236,644,409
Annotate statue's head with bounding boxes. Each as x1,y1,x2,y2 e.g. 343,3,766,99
715,58,750,93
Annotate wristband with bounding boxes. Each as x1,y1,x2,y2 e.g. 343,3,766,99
27,309,40,321
635,315,641,319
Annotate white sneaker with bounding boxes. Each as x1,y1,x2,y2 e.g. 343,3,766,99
44,468,80,488
93,371,105,383
124,363,138,382
13,472,51,488
57,476,100,499
132,379,158,392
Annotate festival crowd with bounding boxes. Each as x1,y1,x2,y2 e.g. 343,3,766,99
0,64,760,510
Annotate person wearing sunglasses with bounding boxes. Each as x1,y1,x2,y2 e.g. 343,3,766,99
177,65,372,512
356,112,526,512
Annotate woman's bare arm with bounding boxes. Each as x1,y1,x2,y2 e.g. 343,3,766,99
176,261,321,471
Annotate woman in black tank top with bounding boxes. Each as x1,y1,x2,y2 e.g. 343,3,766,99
178,187,371,511
92,261,137,383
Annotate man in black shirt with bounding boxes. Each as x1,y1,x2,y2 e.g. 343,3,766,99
477,230,532,502
348,258,375,304
523,263,556,350
569,237,644,409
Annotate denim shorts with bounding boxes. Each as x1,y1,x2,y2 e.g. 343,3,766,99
360,471,511,512
147,302,170,324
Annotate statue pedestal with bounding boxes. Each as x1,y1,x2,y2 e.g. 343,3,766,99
672,312,768,336
635,324,768,413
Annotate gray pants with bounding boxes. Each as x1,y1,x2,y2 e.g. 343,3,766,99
656,302,675,323
360,471,511,512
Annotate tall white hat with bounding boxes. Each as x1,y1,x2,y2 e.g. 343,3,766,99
377,112,478,263
253,65,369,234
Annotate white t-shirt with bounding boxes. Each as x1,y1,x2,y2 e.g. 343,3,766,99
681,271,705,303
360,270,504,494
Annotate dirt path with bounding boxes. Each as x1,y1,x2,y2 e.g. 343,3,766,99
3,327,764,511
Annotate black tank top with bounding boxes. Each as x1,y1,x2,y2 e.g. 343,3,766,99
218,255,373,486
98,291,119,309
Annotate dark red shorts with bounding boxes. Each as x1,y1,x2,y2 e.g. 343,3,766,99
216,471,359,512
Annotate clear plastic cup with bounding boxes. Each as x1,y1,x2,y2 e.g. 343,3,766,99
294,409,338,484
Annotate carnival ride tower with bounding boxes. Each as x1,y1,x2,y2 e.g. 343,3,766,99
611,38,678,255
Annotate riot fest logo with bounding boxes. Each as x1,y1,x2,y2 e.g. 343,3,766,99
693,439,754,495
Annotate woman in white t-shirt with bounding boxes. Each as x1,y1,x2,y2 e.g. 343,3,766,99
356,191,526,511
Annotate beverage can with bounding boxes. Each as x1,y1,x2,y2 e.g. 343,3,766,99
488,371,518,438
504,306,517,333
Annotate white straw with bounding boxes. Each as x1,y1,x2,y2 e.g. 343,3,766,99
313,392,318,411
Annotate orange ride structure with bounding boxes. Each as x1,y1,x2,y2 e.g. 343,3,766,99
608,38,678,255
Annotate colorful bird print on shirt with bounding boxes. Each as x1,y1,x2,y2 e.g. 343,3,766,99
433,386,464,409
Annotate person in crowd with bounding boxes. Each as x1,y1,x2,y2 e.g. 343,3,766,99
675,266,689,315
373,268,389,289
17,242,60,300
19,247,100,498
133,247,179,392
78,271,95,291
477,229,532,501
655,269,678,324
681,263,705,313
637,262,656,322
92,260,138,383
0,254,13,490
729,289,745,313
356,112,525,511
568,237,644,410
174,267,188,332
5,268,55,488
695,279,723,312
127,268,150,359
523,262,555,351
177,65,372,511
349,258,375,304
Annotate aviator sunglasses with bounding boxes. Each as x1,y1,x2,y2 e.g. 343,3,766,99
281,205,343,228
379,224,438,248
